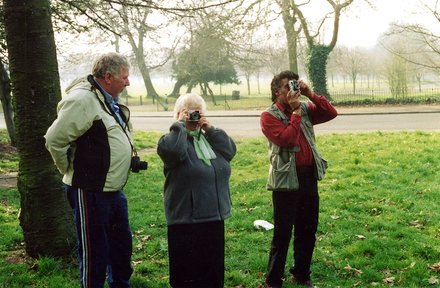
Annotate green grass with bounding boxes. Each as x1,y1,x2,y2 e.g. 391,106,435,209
1,130,440,287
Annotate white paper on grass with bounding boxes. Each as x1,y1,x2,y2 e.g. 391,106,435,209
253,220,274,230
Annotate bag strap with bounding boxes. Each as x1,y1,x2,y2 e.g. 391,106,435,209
87,75,137,156
265,104,300,153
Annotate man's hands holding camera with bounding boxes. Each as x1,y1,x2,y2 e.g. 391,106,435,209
287,90,301,115
297,80,313,99
287,80,314,115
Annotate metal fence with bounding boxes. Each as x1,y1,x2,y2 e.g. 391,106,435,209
328,87,440,104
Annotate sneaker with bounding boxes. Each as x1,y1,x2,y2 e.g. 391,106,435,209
292,276,314,287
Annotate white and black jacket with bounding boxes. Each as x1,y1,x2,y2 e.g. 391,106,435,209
45,76,132,192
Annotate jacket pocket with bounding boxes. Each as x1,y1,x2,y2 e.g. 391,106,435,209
266,152,298,191
316,156,328,180
191,189,218,220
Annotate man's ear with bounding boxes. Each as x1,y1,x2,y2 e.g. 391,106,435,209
104,72,112,84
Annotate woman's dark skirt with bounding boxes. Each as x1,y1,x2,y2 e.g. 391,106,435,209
167,220,225,288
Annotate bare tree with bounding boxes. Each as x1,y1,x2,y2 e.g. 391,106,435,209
265,46,289,75
380,18,440,94
117,3,172,108
333,46,367,95
384,23,440,71
169,0,272,98
276,0,301,73
281,0,366,99
237,49,266,96
376,0,440,82
385,51,409,98
52,0,263,108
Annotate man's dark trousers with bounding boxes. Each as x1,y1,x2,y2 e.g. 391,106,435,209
266,167,319,287
66,185,133,288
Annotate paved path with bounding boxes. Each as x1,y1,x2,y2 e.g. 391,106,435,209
1,104,439,138
128,104,440,137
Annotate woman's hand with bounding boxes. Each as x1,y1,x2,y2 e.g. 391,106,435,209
177,108,188,122
199,113,212,132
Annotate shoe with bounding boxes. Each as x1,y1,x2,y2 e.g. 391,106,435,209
292,276,314,287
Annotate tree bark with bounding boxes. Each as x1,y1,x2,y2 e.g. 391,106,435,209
290,0,354,99
0,62,16,146
120,5,169,110
206,83,217,105
307,44,331,98
280,0,299,74
245,73,251,96
3,0,76,258
169,75,191,98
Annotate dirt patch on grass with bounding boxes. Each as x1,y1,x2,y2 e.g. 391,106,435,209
0,143,18,188
0,172,17,188
0,145,157,188
0,143,17,155
5,249,32,265
138,147,156,155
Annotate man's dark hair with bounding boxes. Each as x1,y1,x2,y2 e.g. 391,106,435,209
270,70,299,102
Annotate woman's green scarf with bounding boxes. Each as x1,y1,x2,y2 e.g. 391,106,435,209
187,129,216,166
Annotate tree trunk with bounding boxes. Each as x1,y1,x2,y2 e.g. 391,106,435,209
3,0,76,258
199,82,207,96
120,5,165,108
137,56,158,99
206,83,217,106
0,62,16,146
281,0,299,74
134,52,168,110
186,82,194,93
169,76,190,98
257,72,261,94
133,47,168,110
245,73,251,96
352,74,357,96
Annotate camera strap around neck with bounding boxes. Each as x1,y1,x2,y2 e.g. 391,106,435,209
87,75,137,156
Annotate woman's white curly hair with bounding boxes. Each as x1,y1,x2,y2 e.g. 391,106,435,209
173,93,207,119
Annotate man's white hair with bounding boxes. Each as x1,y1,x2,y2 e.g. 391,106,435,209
92,52,130,78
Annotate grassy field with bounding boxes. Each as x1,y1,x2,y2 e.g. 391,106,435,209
119,93,273,112
1,130,440,287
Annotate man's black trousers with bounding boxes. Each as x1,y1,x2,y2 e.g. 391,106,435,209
266,167,319,286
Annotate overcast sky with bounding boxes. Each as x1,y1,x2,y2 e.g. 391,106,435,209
338,0,439,48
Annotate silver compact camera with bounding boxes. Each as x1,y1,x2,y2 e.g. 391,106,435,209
288,79,300,92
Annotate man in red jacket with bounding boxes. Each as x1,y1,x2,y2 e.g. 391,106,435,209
260,70,337,288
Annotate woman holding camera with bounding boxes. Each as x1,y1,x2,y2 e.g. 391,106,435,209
157,93,237,288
